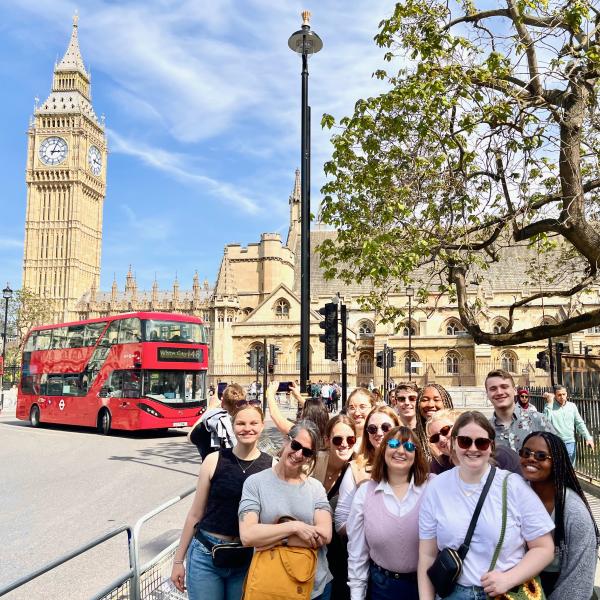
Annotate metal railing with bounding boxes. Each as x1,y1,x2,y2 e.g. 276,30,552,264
0,487,196,600
530,387,600,482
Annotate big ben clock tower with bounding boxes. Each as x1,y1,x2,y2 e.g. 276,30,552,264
22,14,107,322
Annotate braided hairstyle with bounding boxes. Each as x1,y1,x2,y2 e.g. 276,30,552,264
415,383,454,459
522,431,600,559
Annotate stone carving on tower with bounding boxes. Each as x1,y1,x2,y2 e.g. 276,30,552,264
22,14,107,323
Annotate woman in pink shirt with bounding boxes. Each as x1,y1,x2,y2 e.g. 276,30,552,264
346,426,431,600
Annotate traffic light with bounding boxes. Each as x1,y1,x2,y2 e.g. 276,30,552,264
387,348,396,368
269,344,282,365
246,349,255,368
319,302,339,360
376,350,384,369
535,351,548,371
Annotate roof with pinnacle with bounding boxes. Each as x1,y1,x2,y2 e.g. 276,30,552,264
294,229,589,296
214,253,238,297
56,14,89,77
37,91,98,122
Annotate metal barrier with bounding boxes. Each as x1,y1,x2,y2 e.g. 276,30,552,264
0,486,196,599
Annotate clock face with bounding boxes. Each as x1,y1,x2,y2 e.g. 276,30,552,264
88,145,102,176
39,137,68,166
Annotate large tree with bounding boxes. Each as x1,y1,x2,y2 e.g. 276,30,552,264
320,0,600,346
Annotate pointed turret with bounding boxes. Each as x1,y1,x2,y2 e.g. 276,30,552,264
215,252,238,298
56,13,89,78
125,265,137,296
193,271,201,299
289,168,301,205
173,275,180,303
287,168,301,248
111,275,118,302
152,276,159,304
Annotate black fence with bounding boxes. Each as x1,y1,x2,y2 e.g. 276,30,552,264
1,364,20,389
529,386,600,482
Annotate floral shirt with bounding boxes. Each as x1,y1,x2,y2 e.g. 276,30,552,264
490,405,556,452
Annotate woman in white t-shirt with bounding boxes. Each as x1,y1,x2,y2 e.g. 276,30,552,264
418,411,555,599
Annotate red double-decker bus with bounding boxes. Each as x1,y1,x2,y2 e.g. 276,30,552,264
16,312,208,434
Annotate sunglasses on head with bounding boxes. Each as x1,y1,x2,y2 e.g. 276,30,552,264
235,398,262,408
387,438,416,452
366,422,393,435
288,437,315,458
519,447,552,461
455,436,492,451
429,425,452,444
331,435,356,447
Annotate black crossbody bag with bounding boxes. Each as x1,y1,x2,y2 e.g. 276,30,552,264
195,529,254,569
426,466,496,598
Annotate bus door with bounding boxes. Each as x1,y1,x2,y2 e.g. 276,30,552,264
61,374,88,426
42,374,64,423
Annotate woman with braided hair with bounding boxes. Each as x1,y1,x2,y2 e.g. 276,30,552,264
414,383,454,459
520,431,599,599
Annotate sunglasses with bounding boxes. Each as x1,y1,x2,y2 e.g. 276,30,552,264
429,425,452,444
331,435,356,447
397,395,418,403
519,448,552,461
235,399,262,408
366,422,393,435
289,437,315,458
519,394,529,398
455,436,492,451
387,438,416,452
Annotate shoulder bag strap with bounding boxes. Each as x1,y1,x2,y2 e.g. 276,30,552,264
457,466,497,559
488,474,509,571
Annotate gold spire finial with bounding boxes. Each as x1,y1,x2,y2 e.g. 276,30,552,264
301,10,311,26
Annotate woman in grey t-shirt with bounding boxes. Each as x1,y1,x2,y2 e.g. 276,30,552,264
239,420,333,600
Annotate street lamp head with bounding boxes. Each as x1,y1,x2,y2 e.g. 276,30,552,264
288,10,323,55
406,285,415,298
2,284,13,300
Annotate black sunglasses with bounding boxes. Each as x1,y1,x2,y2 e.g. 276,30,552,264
331,435,356,447
519,394,529,398
289,437,315,458
519,447,552,462
455,436,492,451
366,422,393,435
429,425,452,444
235,399,262,408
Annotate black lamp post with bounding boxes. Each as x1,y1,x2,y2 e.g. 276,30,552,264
288,11,323,394
1,283,13,411
406,286,414,381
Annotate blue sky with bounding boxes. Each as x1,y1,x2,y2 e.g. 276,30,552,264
0,0,390,293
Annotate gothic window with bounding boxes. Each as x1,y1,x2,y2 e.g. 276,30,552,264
493,319,508,334
588,325,600,334
358,320,375,337
500,351,517,373
446,352,461,374
358,353,374,377
404,352,420,375
275,299,290,319
445,319,463,336
401,322,417,337
540,316,557,326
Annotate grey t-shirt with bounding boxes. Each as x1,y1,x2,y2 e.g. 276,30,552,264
239,468,333,598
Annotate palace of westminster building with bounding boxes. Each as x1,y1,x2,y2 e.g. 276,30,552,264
20,18,600,389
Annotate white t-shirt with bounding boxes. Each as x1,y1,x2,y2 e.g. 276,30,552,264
419,466,554,587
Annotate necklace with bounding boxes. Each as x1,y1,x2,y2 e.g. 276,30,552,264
233,452,261,474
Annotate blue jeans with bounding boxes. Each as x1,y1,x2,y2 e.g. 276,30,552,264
186,534,249,600
444,583,487,600
368,565,418,600
564,441,577,465
313,581,332,600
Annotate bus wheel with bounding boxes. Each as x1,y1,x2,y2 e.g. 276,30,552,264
30,405,41,428
97,409,111,435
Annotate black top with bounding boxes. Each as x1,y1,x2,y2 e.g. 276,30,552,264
199,448,272,537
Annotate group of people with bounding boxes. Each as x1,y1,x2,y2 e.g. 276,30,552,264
172,370,598,600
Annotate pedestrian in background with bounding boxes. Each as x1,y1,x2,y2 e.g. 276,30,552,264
344,388,377,448
414,383,454,459
543,385,594,465
520,431,599,599
516,388,537,413
171,405,272,600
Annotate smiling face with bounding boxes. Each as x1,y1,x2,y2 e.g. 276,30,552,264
347,394,372,432
520,436,554,484
419,387,444,420
366,412,395,449
385,435,416,477
396,389,418,420
232,407,264,445
485,376,516,412
327,422,355,462
428,418,454,456
281,428,314,472
452,421,493,474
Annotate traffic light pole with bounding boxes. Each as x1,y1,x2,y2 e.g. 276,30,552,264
262,337,268,413
383,342,388,402
548,337,555,387
341,302,347,407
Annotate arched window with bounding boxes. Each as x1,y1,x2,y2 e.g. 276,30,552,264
242,307,253,318
357,320,374,337
500,351,517,373
445,319,463,336
588,325,600,334
446,352,461,374
248,343,265,370
540,316,557,326
295,345,312,370
358,353,374,377
274,298,290,319
404,352,420,375
492,319,508,334
400,321,417,337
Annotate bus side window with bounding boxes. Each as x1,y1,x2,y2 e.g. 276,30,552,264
50,328,68,350
118,319,142,344
66,325,85,349
24,333,36,352
100,321,120,347
35,330,52,351
84,322,107,347
47,375,63,396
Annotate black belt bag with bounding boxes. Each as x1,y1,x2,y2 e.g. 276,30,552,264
195,529,254,569
427,466,496,598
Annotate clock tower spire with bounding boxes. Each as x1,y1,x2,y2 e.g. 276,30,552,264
22,14,107,323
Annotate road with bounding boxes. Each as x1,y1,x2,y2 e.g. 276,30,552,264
0,406,200,599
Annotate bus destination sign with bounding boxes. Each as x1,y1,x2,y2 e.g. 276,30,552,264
157,348,203,362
